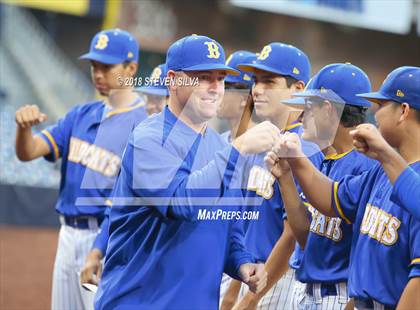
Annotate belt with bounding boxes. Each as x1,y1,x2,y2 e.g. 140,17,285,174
306,283,337,297
59,215,103,230
354,298,395,310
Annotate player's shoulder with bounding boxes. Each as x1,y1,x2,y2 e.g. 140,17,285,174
67,100,104,117
130,112,164,145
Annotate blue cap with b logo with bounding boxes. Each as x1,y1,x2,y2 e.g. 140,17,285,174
225,50,257,87
165,35,239,75
357,66,420,110
135,64,169,97
237,42,311,84
80,29,139,64
291,63,372,107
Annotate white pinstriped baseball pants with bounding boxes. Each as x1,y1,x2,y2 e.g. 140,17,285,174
51,224,99,310
220,269,305,309
297,282,348,310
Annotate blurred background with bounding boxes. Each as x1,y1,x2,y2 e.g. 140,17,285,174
0,0,419,308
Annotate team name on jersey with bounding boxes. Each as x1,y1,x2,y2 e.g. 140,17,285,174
360,203,401,246
308,205,343,242
247,166,275,199
68,137,121,177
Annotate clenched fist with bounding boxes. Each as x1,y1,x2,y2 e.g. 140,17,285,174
233,121,281,155
15,105,48,129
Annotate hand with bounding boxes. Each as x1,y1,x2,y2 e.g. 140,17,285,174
350,124,393,161
238,263,267,294
80,249,103,285
232,293,258,310
15,105,48,129
233,121,281,155
264,151,291,179
273,132,304,159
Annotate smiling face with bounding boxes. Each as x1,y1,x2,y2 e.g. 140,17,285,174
172,70,226,124
90,60,137,96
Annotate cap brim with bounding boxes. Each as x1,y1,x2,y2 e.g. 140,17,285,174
282,97,306,105
356,91,390,104
79,52,124,65
135,86,169,97
293,90,345,104
236,63,287,77
183,63,240,76
225,75,253,86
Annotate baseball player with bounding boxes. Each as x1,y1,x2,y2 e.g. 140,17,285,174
15,29,147,310
266,63,377,310
274,66,420,309
94,35,277,309
351,123,420,221
137,63,169,115
80,62,170,286
227,42,323,309
217,50,256,143
218,50,258,309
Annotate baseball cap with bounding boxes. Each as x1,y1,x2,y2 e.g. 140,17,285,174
357,66,420,110
135,64,169,97
292,63,372,107
80,29,139,64
165,35,239,75
225,50,257,87
282,76,316,105
237,42,311,83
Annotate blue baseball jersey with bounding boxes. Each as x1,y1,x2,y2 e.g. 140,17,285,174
39,100,147,217
243,123,323,262
332,161,420,307
390,166,420,221
297,150,376,283
95,107,253,309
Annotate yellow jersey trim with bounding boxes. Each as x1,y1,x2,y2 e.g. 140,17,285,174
106,101,145,118
283,122,302,132
325,149,354,160
42,130,59,160
411,258,420,265
333,182,352,224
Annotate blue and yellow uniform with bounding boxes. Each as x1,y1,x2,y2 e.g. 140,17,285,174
332,161,420,308
297,150,376,283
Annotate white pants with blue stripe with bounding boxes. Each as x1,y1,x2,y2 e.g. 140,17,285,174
297,282,348,310
51,224,99,310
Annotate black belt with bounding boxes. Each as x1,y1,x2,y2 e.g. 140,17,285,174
354,298,395,310
61,216,103,229
306,283,338,297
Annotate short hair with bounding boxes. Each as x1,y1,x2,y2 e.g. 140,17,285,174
339,104,367,127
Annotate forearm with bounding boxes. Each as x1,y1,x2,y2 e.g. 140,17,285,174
15,127,49,161
278,172,310,248
91,216,109,256
220,279,242,310
288,157,335,217
246,223,295,300
397,277,420,310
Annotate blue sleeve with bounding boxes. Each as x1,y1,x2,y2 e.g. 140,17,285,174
331,169,374,224
115,133,247,221
409,216,420,279
224,220,255,279
38,105,80,162
391,167,420,221
92,216,109,255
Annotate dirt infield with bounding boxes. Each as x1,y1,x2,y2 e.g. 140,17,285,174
0,225,58,310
